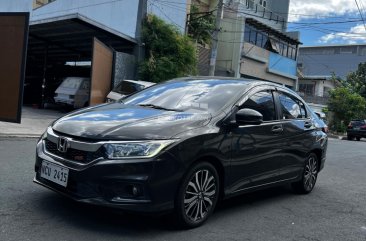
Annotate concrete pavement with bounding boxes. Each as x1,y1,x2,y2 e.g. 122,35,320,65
1,138,365,241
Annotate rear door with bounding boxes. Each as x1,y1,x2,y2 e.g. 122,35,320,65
274,90,314,179
0,13,29,123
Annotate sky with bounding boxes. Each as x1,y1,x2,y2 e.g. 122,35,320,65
287,0,366,46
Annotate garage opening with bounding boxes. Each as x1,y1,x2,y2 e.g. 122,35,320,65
25,15,136,109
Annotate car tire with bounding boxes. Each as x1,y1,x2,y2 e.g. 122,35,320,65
175,162,219,229
292,153,318,194
356,137,361,141
347,135,354,140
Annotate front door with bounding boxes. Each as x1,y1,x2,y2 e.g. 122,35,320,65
229,89,286,193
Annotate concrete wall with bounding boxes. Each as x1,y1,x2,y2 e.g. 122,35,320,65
217,16,245,77
298,45,366,79
147,0,188,33
0,0,32,12
31,0,139,39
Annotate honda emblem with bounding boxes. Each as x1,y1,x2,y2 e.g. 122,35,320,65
57,137,69,153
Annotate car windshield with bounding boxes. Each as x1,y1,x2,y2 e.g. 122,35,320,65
351,120,366,126
122,79,249,113
60,78,84,89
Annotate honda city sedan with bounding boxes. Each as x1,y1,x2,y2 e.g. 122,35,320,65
34,77,328,228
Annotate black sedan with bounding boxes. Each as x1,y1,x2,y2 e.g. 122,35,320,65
34,77,328,228
347,119,366,141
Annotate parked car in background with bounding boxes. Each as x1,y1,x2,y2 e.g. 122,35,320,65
347,120,366,141
34,77,328,228
54,77,90,108
106,79,155,102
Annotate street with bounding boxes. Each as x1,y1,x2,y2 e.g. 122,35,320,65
1,137,365,241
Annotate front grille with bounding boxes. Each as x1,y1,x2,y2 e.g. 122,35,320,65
45,139,104,164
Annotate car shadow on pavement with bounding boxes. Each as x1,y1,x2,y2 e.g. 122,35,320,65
35,185,294,235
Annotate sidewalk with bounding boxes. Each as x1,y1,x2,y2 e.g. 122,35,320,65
0,106,66,138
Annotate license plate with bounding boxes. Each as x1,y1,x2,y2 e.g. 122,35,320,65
354,127,360,130
40,160,69,187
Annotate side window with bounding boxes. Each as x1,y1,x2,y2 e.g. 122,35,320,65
241,91,276,121
278,92,307,119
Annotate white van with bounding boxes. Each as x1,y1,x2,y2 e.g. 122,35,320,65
106,79,155,102
54,77,90,108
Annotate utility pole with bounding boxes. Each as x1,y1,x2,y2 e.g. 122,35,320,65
208,0,224,76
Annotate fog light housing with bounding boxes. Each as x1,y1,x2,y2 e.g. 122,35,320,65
125,184,141,197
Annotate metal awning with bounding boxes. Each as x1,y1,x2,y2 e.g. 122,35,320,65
246,18,302,45
27,14,136,64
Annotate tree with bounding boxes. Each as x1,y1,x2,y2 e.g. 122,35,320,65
327,87,366,132
342,62,366,99
139,15,197,83
187,5,215,45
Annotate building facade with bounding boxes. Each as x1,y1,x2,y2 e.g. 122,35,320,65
214,0,300,89
297,44,366,101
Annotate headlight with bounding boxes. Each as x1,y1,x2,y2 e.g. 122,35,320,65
103,140,177,159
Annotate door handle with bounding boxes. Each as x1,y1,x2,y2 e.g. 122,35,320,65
271,125,283,133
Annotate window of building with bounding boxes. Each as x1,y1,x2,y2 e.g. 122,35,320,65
323,49,335,54
360,48,366,56
340,47,353,54
278,93,307,119
299,84,314,96
243,24,298,60
241,91,276,121
259,0,267,7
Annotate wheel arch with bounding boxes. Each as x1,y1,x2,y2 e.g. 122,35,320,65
311,148,323,171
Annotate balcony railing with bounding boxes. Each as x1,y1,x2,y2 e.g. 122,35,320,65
243,0,286,29
299,94,329,105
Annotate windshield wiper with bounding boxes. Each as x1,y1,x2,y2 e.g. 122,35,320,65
138,104,182,112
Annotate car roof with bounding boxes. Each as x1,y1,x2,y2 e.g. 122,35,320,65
170,76,295,92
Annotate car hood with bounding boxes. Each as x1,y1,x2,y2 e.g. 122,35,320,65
52,103,211,140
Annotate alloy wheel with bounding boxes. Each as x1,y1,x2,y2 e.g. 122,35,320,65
183,169,217,223
303,156,318,192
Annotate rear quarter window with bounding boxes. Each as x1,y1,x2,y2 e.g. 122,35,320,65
278,92,307,119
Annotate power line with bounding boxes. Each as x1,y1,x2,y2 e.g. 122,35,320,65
149,1,185,30
32,0,128,17
223,5,364,25
153,0,365,25
355,0,366,30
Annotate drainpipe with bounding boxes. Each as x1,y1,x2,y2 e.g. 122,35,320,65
134,0,147,78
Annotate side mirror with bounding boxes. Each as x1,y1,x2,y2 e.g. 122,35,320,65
236,108,263,125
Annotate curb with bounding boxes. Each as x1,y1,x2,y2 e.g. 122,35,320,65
0,133,40,138
327,134,347,140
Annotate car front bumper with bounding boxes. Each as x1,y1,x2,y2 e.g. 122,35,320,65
34,139,183,213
